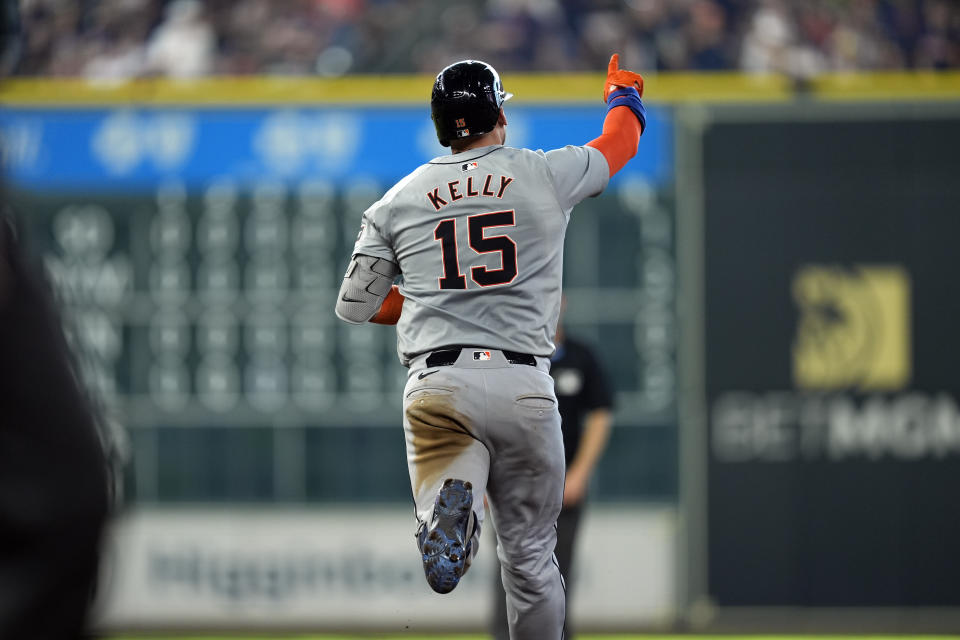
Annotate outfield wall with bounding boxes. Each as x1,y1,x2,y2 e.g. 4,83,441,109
92,506,676,632
0,97,678,506
675,101,960,630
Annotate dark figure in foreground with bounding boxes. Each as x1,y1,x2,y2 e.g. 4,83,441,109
0,215,110,639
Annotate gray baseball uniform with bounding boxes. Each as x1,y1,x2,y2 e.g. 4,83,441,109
350,143,608,640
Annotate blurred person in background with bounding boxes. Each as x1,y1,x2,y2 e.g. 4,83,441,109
739,0,796,73
490,297,614,640
914,0,960,68
1,0,20,73
686,0,732,69
144,0,214,77
82,0,155,80
1,2,110,636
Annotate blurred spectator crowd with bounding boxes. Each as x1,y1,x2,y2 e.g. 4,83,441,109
14,0,960,78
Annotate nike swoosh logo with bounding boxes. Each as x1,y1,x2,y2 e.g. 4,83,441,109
418,370,440,380
341,293,364,303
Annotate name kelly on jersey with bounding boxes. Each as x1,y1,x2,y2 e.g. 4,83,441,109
426,174,515,211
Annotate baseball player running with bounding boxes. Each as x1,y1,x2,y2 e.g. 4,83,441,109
335,54,645,639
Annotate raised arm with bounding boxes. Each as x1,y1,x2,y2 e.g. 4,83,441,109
586,54,646,178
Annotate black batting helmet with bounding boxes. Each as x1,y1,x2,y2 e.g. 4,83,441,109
431,60,512,147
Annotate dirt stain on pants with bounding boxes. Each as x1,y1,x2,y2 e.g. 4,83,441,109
405,392,476,498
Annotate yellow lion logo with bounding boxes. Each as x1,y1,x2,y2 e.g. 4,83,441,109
792,265,911,390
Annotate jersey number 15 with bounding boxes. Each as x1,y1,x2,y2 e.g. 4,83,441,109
434,210,518,289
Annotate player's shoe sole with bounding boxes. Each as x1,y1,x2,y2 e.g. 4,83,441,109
420,478,474,594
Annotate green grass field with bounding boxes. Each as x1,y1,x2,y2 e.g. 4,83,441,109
108,635,960,640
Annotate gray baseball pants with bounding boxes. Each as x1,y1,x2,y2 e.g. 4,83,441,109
404,348,566,640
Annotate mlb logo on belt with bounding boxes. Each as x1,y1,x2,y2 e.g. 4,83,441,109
473,350,492,361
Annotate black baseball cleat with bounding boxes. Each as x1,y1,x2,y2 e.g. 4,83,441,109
419,478,474,594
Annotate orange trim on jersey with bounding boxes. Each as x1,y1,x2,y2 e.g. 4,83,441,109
370,285,404,325
585,105,643,178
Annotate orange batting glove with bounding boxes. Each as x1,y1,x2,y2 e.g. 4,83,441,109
603,53,644,103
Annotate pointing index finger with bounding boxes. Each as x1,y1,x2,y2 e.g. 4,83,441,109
608,53,619,75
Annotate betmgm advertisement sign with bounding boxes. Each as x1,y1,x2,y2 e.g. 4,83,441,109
702,115,960,608
715,264,928,465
